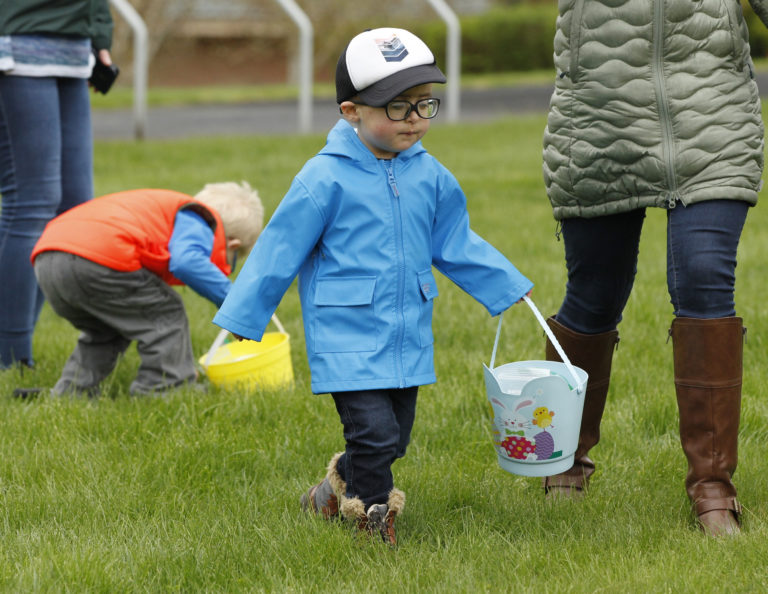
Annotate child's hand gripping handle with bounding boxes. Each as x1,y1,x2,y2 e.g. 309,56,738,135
203,314,287,368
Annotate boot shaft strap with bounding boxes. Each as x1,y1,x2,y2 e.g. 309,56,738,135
694,496,742,517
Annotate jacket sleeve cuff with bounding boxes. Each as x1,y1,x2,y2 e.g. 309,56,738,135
487,279,534,317
90,0,114,50
212,312,266,342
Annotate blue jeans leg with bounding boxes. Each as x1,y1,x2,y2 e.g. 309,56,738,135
557,209,645,334
556,201,749,335
332,387,418,509
666,200,748,318
0,75,92,367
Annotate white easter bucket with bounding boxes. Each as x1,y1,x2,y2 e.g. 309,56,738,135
483,296,588,477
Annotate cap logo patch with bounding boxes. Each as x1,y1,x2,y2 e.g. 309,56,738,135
376,34,409,63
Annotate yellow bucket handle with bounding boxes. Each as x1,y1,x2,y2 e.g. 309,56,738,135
204,314,286,368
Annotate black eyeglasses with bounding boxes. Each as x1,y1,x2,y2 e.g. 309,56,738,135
354,98,441,121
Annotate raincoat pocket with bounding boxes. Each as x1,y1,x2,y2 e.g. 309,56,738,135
313,276,377,353
417,269,438,347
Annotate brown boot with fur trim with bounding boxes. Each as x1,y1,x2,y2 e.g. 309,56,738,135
300,452,346,519
340,488,406,546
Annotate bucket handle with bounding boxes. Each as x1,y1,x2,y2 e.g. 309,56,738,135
490,296,584,392
203,314,286,368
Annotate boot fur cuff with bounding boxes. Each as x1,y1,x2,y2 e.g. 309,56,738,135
387,488,406,515
326,451,346,498
340,495,365,520
339,488,406,520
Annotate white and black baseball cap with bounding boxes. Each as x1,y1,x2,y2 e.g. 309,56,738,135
336,27,446,107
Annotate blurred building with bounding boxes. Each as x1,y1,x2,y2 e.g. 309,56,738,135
113,0,492,86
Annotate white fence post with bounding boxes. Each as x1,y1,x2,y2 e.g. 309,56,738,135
273,0,313,134
424,0,460,122
109,0,148,140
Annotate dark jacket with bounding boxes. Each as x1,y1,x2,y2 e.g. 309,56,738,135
0,0,113,50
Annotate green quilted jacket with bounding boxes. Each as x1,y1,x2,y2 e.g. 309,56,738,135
543,0,768,220
0,0,113,50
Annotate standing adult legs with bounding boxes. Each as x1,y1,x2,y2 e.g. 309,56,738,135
0,76,92,368
57,77,93,214
667,199,748,536
543,210,644,495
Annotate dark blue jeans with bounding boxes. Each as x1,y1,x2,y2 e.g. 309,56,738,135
0,75,93,367
332,387,418,509
557,200,749,334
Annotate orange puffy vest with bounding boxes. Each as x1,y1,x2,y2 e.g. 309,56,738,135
31,189,231,285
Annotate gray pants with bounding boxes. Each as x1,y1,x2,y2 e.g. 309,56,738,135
34,252,197,395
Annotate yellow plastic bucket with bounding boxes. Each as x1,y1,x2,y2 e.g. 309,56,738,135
199,315,294,390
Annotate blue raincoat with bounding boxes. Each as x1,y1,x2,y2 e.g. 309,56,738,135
214,119,533,394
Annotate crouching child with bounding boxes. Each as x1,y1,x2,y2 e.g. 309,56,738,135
31,182,263,396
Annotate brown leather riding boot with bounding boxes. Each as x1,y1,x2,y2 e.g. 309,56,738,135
541,317,619,497
671,316,744,536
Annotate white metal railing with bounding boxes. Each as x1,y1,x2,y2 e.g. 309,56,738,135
273,0,313,134
109,0,148,139
425,0,461,123
107,1,458,137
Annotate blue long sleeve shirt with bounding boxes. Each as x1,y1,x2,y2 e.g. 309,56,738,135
168,210,231,307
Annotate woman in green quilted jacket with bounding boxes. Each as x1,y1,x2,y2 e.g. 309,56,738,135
541,0,768,536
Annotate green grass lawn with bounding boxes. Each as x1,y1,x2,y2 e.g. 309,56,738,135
2,111,768,592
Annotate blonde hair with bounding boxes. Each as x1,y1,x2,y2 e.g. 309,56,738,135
194,181,264,258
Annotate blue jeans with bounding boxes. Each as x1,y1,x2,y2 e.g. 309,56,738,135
556,200,749,334
0,75,93,367
332,387,418,509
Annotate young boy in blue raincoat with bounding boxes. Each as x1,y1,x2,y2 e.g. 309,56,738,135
213,27,533,545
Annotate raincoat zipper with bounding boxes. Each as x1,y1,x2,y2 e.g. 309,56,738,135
386,160,406,387
652,0,681,208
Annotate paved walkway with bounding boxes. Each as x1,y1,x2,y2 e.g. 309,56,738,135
92,85,555,140
93,72,768,140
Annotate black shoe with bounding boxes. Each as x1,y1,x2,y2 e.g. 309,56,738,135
1,359,34,373
12,387,43,399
